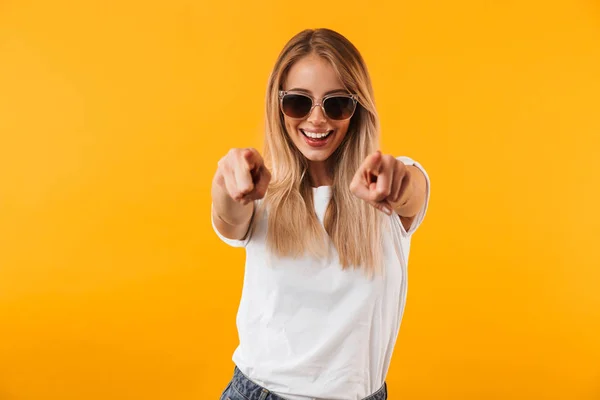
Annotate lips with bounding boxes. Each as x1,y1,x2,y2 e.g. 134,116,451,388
299,128,334,148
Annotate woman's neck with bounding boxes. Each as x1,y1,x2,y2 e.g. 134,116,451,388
307,160,333,187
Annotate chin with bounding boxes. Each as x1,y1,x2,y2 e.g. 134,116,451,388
301,150,333,162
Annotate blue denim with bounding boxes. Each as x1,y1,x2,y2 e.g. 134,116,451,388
220,366,387,400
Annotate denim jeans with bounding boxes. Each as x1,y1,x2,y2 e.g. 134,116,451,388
220,366,388,400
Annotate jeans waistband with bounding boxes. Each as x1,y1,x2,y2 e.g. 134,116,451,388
230,366,387,400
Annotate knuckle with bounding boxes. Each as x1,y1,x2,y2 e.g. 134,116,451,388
375,187,389,196
218,155,230,168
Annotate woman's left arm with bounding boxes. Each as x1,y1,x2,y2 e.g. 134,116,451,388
389,164,427,232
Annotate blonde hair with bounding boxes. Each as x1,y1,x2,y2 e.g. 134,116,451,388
259,28,384,273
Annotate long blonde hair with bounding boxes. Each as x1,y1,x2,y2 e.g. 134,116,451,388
259,28,384,273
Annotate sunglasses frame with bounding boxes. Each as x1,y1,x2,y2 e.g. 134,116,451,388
278,90,358,121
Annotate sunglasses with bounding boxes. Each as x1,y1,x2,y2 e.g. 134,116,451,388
279,90,358,121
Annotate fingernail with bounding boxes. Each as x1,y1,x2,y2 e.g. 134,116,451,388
382,206,392,215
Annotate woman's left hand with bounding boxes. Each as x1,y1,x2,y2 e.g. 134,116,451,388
350,151,413,216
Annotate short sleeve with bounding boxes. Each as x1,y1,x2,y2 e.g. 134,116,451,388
211,203,250,248
395,156,431,236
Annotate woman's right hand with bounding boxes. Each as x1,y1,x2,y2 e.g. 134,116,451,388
215,148,271,205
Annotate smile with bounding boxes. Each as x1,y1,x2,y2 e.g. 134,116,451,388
300,129,333,139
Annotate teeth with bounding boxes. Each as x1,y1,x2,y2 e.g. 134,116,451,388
303,130,331,139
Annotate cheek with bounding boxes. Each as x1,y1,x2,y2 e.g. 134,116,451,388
284,117,298,134
334,121,351,137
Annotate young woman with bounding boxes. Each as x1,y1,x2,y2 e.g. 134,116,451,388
212,28,430,400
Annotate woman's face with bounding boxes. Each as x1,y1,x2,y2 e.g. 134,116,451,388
281,54,352,164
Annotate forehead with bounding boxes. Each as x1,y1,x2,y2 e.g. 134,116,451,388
284,55,346,96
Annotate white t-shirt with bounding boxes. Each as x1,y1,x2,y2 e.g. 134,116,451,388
212,156,430,400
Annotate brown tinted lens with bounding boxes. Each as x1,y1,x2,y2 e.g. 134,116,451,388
281,94,312,118
324,96,356,120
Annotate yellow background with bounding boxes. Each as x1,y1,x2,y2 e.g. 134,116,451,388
1,0,599,399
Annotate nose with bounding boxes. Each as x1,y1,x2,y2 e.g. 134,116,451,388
307,103,327,124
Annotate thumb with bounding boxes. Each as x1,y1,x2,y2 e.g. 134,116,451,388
371,151,383,172
242,148,261,170
242,148,254,162
364,150,383,177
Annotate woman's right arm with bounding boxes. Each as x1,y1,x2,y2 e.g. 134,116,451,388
211,148,271,240
211,170,255,240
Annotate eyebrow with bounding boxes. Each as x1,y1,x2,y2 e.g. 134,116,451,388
286,88,348,96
